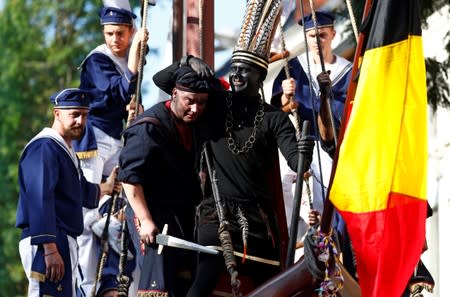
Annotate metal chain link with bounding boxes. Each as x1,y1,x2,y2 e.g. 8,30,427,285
225,94,265,155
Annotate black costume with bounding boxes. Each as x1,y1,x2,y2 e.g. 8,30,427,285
118,101,203,296
153,61,303,296
200,92,299,256
196,95,301,295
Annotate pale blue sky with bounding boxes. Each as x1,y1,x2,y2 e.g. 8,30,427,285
142,0,245,107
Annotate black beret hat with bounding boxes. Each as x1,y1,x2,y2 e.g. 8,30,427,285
174,66,212,94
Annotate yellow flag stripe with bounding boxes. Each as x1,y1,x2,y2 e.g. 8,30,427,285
330,35,427,213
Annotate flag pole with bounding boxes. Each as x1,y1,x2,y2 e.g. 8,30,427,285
319,0,373,235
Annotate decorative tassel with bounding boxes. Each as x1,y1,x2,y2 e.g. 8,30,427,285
237,207,248,263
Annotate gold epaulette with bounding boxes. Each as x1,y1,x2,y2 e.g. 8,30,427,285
76,150,98,159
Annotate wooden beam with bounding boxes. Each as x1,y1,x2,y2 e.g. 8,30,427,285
186,0,214,67
172,0,184,62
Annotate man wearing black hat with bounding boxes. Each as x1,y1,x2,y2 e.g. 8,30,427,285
15,88,118,297
151,2,315,295
118,65,218,296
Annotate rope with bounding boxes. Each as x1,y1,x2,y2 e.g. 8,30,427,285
303,226,344,296
90,193,119,297
277,21,302,140
298,0,331,204
132,0,150,114
345,0,359,41
304,175,313,209
218,223,242,297
203,143,242,297
306,0,338,147
117,205,130,297
303,227,325,280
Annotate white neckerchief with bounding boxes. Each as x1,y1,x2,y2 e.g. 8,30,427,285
24,127,80,178
298,54,352,95
78,44,129,77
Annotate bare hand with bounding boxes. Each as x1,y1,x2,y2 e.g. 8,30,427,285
44,249,65,282
134,27,149,45
100,289,119,297
308,209,321,226
138,218,159,246
281,78,298,112
102,166,120,196
126,100,144,123
281,78,296,97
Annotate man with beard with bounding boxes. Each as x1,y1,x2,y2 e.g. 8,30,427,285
16,88,118,297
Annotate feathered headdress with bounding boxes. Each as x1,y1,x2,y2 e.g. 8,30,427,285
232,0,283,72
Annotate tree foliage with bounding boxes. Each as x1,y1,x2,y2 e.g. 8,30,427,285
0,0,140,295
0,0,448,296
336,0,450,111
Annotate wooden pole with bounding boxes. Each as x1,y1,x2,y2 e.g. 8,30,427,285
172,0,184,62
185,0,214,67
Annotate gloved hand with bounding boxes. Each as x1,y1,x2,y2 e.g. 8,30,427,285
298,135,315,168
181,55,215,79
317,71,331,96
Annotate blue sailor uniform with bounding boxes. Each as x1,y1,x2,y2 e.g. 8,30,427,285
16,128,100,297
73,44,137,157
272,52,357,277
74,37,138,297
272,54,352,138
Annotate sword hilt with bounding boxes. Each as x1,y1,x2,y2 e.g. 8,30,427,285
157,223,168,255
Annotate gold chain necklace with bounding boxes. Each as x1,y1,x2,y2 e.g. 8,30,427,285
225,94,265,155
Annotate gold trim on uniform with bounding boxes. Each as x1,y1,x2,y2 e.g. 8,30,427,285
76,150,98,159
137,291,168,297
30,271,46,282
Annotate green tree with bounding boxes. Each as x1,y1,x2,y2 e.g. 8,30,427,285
0,0,141,295
336,0,449,110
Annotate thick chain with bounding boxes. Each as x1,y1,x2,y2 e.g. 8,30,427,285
225,94,264,155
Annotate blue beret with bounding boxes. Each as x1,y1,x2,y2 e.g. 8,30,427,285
299,11,335,31
50,88,90,109
99,7,136,26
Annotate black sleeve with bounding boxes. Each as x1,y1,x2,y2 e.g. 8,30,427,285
118,123,159,185
271,108,299,171
320,139,336,159
152,61,180,95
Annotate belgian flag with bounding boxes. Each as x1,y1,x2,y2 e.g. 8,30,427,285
329,0,428,296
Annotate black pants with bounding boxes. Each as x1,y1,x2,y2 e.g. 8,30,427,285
127,205,197,297
187,197,281,296
187,252,280,297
